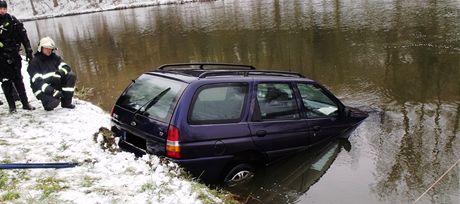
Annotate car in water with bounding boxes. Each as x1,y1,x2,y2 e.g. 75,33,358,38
110,63,368,186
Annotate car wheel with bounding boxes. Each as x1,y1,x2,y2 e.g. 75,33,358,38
223,163,255,187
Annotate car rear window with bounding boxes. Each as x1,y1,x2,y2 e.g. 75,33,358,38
117,74,186,123
189,83,248,124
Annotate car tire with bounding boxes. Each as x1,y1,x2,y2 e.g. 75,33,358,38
223,163,255,187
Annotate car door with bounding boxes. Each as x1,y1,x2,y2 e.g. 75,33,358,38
296,83,344,145
248,82,309,161
183,82,253,158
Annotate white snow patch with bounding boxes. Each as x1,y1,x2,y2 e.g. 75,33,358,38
0,59,223,203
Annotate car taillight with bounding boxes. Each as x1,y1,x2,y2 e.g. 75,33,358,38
166,125,181,159
110,106,119,119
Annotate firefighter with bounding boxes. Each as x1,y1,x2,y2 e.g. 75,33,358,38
0,0,35,113
27,37,76,111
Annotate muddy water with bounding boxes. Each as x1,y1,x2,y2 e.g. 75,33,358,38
23,0,459,203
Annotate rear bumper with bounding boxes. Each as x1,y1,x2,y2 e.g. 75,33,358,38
118,138,233,184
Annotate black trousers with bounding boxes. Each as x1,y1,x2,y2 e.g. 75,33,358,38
0,55,30,110
40,71,77,109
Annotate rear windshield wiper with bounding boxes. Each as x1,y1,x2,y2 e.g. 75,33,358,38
134,87,171,115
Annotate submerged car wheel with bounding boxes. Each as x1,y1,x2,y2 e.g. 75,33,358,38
224,164,255,187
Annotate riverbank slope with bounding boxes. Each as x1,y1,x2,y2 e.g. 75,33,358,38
0,59,232,203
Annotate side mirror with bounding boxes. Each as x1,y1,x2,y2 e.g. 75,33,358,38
341,107,351,118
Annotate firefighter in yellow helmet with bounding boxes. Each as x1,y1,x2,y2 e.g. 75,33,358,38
27,37,76,111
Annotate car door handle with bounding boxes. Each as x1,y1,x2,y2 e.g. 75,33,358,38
256,130,267,137
313,126,321,132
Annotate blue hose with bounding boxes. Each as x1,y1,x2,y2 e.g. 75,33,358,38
0,162,79,169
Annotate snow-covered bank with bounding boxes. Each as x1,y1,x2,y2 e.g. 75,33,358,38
8,0,215,21
0,60,231,203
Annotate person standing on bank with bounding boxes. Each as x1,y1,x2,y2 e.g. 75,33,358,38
28,37,76,111
0,0,35,113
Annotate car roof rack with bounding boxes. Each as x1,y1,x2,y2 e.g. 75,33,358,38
157,63,256,70
198,70,304,78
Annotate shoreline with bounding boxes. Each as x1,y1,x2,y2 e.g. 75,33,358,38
17,0,216,22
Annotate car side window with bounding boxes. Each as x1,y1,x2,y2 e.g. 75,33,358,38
255,83,300,120
189,83,248,124
298,83,338,118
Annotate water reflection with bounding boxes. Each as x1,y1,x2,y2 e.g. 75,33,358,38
368,102,460,203
23,0,460,108
228,139,350,203
21,0,460,203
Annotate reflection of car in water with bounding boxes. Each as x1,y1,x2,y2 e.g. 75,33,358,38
227,139,351,203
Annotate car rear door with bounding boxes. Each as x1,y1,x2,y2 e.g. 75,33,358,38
248,82,309,162
180,82,253,158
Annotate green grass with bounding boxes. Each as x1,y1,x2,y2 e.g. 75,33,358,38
1,191,20,201
52,155,69,161
191,182,241,204
0,159,12,164
140,182,155,192
0,171,8,190
0,170,30,202
0,139,7,145
60,143,70,151
81,176,99,188
35,177,66,198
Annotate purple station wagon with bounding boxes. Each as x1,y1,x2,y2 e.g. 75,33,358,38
110,63,368,186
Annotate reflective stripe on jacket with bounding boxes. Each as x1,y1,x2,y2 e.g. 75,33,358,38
27,52,71,98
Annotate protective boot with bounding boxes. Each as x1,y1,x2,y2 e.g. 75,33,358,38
60,72,76,109
61,94,75,109
12,79,35,110
61,103,75,109
1,81,17,113
22,101,35,110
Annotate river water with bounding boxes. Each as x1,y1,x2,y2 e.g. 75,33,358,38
23,0,459,203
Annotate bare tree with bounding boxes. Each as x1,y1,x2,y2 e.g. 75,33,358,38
29,0,38,15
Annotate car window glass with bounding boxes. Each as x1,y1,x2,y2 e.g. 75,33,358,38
298,83,338,118
117,74,186,123
190,84,247,124
256,83,300,120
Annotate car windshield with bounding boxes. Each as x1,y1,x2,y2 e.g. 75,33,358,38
117,74,186,123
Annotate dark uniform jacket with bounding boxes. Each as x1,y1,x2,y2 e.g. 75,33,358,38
0,13,32,79
27,52,71,100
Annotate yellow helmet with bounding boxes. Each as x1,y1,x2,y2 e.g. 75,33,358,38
38,37,57,52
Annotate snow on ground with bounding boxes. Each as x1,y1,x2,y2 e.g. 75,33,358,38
8,0,215,21
0,59,226,203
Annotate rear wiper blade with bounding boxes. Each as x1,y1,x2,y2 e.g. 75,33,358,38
134,87,171,115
